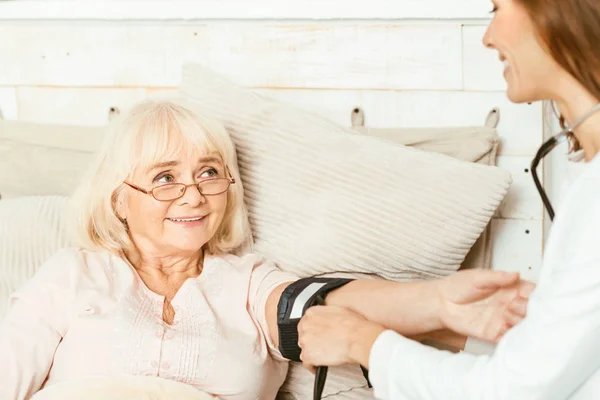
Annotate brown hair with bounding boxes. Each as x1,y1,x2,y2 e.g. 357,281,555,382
518,0,600,151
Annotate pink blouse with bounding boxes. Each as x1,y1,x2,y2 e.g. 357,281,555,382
0,248,298,400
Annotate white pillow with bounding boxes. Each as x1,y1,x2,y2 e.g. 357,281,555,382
179,63,512,281
0,196,71,318
30,376,214,400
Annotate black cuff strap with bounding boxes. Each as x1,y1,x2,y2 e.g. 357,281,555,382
277,278,354,362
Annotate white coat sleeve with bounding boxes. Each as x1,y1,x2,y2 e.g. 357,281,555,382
368,259,600,400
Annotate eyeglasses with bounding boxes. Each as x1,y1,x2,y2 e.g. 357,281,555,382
123,168,236,202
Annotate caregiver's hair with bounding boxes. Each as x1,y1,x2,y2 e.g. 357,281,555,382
518,0,600,151
69,99,251,255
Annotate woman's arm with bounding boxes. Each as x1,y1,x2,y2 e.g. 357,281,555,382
0,251,72,400
265,284,466,351
266,269,532,350
325,280,469,350
323,270,531,341
410,329,467,351
323,279,442,334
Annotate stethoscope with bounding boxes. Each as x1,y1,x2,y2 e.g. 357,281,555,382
531,102,600,221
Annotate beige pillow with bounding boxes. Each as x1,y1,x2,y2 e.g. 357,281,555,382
351,125,500,272
350,112,500,272
351,125,498,164
179,63,511,281
0,120,104,198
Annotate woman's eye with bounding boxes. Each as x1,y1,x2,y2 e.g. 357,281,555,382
200,168,219,179
154,174,175,184
490,5,498,13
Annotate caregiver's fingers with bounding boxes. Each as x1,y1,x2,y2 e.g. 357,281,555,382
505,309,526,328
508,296,529,317
493,324,510,343
519,280,536,298
473,270,520,291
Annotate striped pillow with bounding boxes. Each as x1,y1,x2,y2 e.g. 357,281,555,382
0,196,71,318
179,63,511,281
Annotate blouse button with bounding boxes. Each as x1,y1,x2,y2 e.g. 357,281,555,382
151,361,158,368
161,361,170,370
84,307,96,315
165,333,175,340
155,331,163,339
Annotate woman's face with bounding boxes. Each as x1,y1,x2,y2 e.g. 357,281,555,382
121,152,229,256
483,0,563,103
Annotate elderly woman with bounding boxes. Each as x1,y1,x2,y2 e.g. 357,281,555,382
0,100,532,400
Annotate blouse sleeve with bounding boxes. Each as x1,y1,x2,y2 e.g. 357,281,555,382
0,249,75,400
247,257,298,361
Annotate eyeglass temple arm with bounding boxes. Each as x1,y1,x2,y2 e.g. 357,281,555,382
123,181,150,194
227,167,236,183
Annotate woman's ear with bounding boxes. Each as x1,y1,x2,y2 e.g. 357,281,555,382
112,187,128,221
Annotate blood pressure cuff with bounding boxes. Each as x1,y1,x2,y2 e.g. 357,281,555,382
277,277,354,361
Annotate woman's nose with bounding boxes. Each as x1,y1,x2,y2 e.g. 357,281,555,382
482,25,495,49
179,183,206,206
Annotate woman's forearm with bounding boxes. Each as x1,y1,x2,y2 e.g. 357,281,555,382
410,329,467,351
325,279,443,336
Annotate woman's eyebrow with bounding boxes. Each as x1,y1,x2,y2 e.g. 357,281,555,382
198,156,223,165
146,160,178,172
146,156,222,173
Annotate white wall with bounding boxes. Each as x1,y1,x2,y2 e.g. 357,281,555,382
0,0,547,281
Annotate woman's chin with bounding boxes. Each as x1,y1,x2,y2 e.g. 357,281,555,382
166,239,207,255
505,77,543,104
506,85,537,104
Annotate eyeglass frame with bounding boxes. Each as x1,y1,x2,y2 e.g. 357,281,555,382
123,167,236,202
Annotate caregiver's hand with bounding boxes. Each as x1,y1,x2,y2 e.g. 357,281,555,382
437,269,536,343
298,305,385,372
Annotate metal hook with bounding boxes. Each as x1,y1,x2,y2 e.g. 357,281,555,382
485,107,500,129
350,107,365,128
108,107,120,122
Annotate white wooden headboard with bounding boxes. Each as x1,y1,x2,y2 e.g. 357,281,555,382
0,0,548,282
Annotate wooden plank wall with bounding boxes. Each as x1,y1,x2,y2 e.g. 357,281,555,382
0,1,546,281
